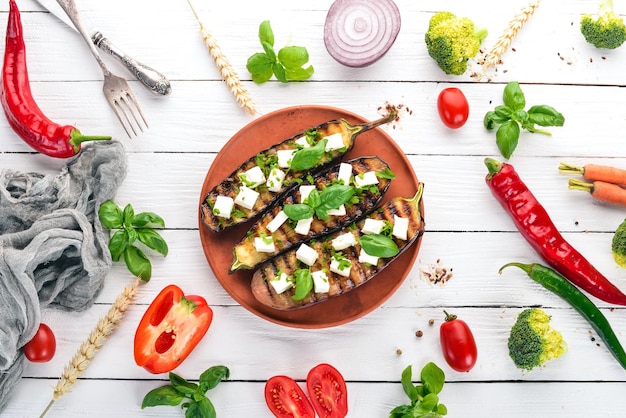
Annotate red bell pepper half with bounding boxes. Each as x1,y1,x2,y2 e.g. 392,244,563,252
134,284,213,374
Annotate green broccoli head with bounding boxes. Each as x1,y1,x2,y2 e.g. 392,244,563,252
425,11,488,75
580,0,626,49
508,308,567,371
612,218,626,268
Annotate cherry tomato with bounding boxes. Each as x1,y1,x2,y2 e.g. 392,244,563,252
306,363,348,418
23,323,56,363
265,375,316,418
437,87,470,129
439,311,477,372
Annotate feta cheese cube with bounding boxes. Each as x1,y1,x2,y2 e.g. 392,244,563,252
294,136,310,148
337,163,352,185
239,165,265,188
266,210,289,233
270,272,293,294
327,204,346,216
393,215,409,240
213,195,234,218
294,217,313,235
330,259,352,277
312,270,330,293
254,236,276,253
277,149,296,168
234,186,259,210
299,185,316,203
324,133,345,151
266,168,286,193
361,218,385,235
296,243,319,266
354,171,379,188
359,248,379,266
331,232,357,250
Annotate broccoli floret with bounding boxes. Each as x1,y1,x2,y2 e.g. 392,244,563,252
611,218,626,268
580,0,626,49
508,308,567,371
425,11,488,75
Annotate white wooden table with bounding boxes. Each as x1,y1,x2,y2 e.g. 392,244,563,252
2,0,626,416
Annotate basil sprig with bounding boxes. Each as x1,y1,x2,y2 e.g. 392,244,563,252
484,81,564,159
390,363,448,418
98,200,168,281
292,268,313,301
284,184,355,221
290,138,328,171
142,366,230,418
360,233,399,258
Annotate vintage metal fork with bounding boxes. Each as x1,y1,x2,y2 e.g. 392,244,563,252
56,0,148,138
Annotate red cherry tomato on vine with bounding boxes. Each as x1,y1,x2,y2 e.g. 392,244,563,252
306,363,348,418
23,323,56,363
439,311,477,372
265,375,316,418
437,87,470,129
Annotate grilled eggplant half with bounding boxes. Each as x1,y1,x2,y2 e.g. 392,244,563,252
200,106,398,233
230,156,394,272
251,184,425,311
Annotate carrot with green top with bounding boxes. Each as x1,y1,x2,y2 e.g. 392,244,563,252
559,162,626,185
568,178,626,206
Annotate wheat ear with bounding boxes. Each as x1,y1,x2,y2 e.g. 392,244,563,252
39,279,140,418
481,0,542,71
186,0,257,115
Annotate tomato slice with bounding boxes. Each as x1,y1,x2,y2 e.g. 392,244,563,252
265,375,316,418
23,323,56,363
134,284,213,374
306,363,348,418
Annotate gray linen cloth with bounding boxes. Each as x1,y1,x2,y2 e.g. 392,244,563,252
0,141,127,411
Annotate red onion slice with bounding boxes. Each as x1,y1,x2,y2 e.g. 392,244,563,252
324,0,401,68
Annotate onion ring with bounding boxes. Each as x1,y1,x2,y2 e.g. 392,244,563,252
324,0,401,68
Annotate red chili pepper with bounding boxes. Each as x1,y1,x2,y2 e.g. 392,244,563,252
134,285,213,374
1,0,110,158
485,158,626,305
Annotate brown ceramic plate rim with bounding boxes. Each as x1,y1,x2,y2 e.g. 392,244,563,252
198,105,422,329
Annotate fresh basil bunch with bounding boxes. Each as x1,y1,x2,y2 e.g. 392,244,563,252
389,362,448,418
246,20,314,84
484,81,565,159
142,366,230,418
284,183,355,221
98,200,168,281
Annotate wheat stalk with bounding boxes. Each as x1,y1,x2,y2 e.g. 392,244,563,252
481,0,542,71
187,0,257,115
39,279,140,418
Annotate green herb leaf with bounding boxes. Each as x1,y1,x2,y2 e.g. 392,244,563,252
124,245,152,281
503,81,526,111
360,234,399,258
400,365,418,402
199,366,230,392
527,105,565,127
262,41,277,62
420,362,445,395
283,203,314,221
251,67,274,84
141,385,184,409
319,184,355,211
137,228,169,256
420,393,440,412
306,189,322,208
495,120,520,160
132,211,165,228
278,46,310,69
169,372,199,397
123,204,135,226
108,229,129,262
258,20,274,47
98,200,123,229
246,52,273,75
190,397,216,418
377,168,396,180
285,66,315,81
272,62,288,83
292,269,313,300
291,138,327,171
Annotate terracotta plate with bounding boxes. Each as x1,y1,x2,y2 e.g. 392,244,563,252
198,105,423,328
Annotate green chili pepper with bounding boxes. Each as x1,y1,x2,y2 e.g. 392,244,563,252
499,261,626,370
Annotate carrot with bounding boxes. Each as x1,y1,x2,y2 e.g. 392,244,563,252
568,178,626,206
559,162,626,185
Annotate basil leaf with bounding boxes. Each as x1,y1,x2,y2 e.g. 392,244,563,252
251,68,274,84
292,269,313,300
126,226,138,245
246,53,273,75
169,372,199,397
132,211,165,228
124,245,152,281
315,207,330,221
123,204,135,226
137,228,169,256
493,105,513,120
141,385,184,409
513,109,529,123
360,234,399,258
400,365,418,402
193,397,216,418
420,362,445,395
306,189,321,208
377,168,396,179
98,200,123,229
272,63,287,83
262,41,276,62
283,203,314,221
527,105,565,127
258,20,274,47
285,65,314,81
420,393,440,412
290,138,327,171
503,81,525,111
278,46,310,69
495,120,520,160
319,184,355,211
389,405,413,417
199,366,230,391
108,229,129,262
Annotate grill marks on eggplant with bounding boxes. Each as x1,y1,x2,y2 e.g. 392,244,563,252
251,185,425,311
200,107,398,233
230,156,392,272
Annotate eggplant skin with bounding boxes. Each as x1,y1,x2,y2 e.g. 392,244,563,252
251,185,425,311
230,156,393,273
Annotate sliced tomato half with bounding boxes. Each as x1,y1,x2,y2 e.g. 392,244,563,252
306,363,348,418
264,375,315,418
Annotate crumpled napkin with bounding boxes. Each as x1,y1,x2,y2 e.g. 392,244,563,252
0,141,127,411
